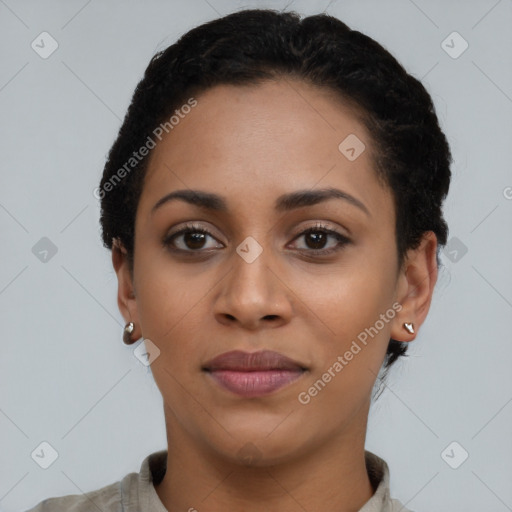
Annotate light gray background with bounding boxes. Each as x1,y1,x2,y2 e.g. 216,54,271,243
1,1,511,511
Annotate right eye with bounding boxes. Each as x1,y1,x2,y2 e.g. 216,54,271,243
163,223,224,254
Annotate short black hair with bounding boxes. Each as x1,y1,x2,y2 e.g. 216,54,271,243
98,8,452,379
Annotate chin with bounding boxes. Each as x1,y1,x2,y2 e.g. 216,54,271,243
208,428,312,468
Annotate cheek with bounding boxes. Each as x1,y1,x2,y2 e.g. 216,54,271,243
133,260,205,373
136,271,208,416
301,257,396,340
299,248,397,390
296,281,393,423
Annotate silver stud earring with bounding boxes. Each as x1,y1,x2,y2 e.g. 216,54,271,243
403,322,415,335
123,322,135,345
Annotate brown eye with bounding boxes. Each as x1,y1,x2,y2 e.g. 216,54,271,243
163,224,223,253
290,224,351,256
180,231,208,250
303,230,329,250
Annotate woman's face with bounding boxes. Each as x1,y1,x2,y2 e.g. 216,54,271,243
114,78,436,465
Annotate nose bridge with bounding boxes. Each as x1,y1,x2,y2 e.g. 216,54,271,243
229,232,277,302
213,228,292,326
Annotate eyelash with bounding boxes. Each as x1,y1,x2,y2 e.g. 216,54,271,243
163,222,351,257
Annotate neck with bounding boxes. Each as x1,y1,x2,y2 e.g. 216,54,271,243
154,402,375,512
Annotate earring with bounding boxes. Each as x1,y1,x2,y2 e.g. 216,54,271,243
123,322,136,345
403,322,415,335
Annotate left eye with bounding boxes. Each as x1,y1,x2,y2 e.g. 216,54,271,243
290,226,350,254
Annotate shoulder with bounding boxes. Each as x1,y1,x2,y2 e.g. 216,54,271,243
24,450,166,512
363,450,416,512
24,472,137,512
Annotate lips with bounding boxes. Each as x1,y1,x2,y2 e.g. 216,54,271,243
203,350,307,372
203,350,307,397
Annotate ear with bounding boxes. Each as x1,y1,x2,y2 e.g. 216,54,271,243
112,239,142,341
391,231,438,342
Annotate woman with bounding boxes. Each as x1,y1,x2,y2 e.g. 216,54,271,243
27,8,451,512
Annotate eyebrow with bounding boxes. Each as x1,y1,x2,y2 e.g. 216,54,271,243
151,187,370,217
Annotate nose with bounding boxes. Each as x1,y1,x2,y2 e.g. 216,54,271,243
213,247,293,331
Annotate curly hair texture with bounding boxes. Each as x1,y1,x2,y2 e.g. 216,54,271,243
98,9,452,377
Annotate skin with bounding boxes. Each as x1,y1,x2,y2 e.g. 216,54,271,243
112,78,438,512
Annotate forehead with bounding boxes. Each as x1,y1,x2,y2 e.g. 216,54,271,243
138,78,393,225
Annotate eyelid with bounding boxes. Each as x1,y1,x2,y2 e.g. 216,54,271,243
166,221,222,240
291,221,349,238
